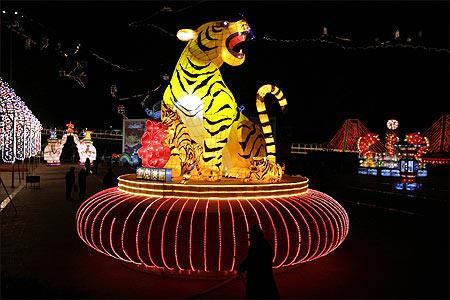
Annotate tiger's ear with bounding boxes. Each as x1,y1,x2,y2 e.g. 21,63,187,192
177,29,197,42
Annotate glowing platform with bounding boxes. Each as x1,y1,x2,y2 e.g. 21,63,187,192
118,174,309,199
76,175,349,278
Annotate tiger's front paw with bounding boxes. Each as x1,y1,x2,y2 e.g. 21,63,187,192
224,167,250,179
199,166,222,181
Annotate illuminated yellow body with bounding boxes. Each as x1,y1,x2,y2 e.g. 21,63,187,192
162,20,287,181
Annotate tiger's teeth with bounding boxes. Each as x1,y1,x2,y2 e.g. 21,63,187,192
239,49,243,54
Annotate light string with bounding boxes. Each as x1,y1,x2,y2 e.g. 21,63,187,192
260,35,450,54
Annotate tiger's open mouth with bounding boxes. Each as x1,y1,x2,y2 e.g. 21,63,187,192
226,31,249,58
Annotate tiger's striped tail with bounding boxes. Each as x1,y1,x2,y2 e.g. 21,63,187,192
256,84,288,163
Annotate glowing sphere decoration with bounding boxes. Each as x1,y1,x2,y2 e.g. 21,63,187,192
76,176,349,277
137,120,170,168
387,119,399,130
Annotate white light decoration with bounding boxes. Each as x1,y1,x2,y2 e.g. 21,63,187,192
0,78,42,163
44,128,97,166
387,119,399,130
78,131,97,165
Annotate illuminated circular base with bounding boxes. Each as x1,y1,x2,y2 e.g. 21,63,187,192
76,175,349,277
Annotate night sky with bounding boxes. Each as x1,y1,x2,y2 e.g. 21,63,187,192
1,1,448,143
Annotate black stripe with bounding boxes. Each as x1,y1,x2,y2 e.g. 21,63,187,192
271,85,276,93
197,31,217,52
256,95,264,102
274,89,282,97
237,123,252,130
193,74,216,94
204,142,223,152
169,83,178,104
205,117,232,126
204,99,214,114
211,26,223,33
239,124,257,151
266,142,275,147
260,121,270,126
215,104,232,113
176,69,189,94
180,64,216,78
203,156,215,162
205,27,218,41
205,124,231,137
254,144,264,157
187,57,211,70
201,81,231,101
217,138,228,144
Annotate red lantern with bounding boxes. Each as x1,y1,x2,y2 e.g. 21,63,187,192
138,120,170,168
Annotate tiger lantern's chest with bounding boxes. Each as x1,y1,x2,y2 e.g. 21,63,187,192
173,95,205,145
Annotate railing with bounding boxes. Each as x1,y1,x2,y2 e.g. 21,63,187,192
291,143,359,154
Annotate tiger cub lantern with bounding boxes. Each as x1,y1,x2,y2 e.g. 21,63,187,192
162,19,286,182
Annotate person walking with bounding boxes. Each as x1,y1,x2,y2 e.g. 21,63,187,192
238,224,280,299
78,167,87,200
65,167,76,201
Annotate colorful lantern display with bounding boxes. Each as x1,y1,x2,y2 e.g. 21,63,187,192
405,132,429,160
357,133,380,167
385,133,399,158
76,19,349,278
0,78,42,163
43,128,96,166
137,120,170,168
162,20,286,181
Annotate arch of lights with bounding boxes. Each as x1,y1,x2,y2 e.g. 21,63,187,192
0,79,42,163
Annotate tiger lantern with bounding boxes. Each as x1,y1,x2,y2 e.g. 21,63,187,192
162,20,287,181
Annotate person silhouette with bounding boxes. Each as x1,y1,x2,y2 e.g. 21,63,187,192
102,167,118,189
78,167,87,200
238,224,280,299
85,158,91,175
65,167,76,201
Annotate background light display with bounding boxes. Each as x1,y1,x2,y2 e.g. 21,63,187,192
0,78,42,163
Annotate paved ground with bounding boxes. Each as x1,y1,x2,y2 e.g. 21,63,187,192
1,164,448,299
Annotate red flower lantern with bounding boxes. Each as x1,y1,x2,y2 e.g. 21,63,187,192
138,120,170,168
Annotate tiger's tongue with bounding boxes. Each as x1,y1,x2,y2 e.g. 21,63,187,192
229,34,245,50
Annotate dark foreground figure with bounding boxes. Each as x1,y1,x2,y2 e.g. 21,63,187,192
102,167,118,189
78,168,87,200
238,224,280,299
65,167,75,200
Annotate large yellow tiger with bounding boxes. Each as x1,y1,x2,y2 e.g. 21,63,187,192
162,20,287,181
